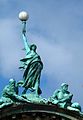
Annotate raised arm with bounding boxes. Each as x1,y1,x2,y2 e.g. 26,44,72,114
22,21,30,54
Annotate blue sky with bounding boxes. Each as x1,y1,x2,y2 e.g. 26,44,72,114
0,0,83,111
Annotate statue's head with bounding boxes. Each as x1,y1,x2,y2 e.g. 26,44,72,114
9,78,16,86
61,83,68,92
30,44,37,52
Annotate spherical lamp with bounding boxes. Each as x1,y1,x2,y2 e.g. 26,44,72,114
19,11,29,21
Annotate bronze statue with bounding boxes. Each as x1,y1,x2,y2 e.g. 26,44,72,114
0,79,30,108
18,21,43,96
48,83,73,108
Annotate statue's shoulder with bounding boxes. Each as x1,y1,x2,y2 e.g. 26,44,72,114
3,85,9,91
53,89,61,95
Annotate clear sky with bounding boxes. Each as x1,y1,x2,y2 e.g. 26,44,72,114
0,0,83,111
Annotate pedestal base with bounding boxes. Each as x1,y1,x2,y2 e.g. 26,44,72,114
0,102,83,120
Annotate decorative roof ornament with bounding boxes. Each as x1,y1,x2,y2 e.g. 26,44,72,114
19,11,29,21
0,11,83,120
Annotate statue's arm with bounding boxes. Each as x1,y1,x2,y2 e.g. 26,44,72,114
5,90,13,96
22,21,30,54
51,90,59,100
59,93,73,102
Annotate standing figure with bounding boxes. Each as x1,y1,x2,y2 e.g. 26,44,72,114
19,21,43,96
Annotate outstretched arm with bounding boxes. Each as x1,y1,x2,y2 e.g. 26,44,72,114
22,21,30,54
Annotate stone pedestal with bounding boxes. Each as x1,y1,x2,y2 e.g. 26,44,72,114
0,103,83,120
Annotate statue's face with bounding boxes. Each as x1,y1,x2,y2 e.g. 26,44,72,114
30,44,37,52
62,85,68,91
9,79,15,87
31,46,36,52
31,46,36,51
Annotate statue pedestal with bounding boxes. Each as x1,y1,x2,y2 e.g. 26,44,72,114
0,102,83,120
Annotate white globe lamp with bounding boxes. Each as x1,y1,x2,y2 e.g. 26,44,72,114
19,11,29,21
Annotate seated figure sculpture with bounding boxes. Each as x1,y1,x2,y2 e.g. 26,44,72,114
0,79,29,108
48,83,73,108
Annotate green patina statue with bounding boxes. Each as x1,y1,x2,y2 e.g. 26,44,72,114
48,83,73,108
48,83,82,112
0,79,30,108
18,21,43,96
0,12,82,112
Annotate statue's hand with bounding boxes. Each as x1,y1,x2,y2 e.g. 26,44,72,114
22,21,26,34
